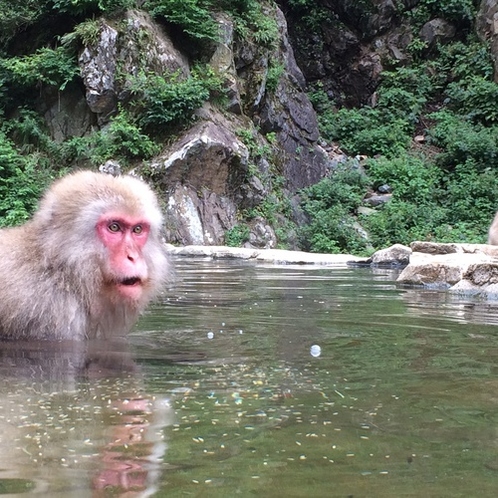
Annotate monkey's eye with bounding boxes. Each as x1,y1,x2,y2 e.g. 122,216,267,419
133,225,143,234
108,222,121,233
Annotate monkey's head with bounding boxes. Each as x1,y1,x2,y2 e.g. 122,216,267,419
35,171,168,308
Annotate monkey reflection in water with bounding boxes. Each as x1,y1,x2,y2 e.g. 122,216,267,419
0,170,173,495
0,341,174,497
0,170,169,340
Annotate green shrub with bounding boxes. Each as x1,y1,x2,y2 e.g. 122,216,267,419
380,67,434,100
128,69,221,130
366,154,442,203
2,46,78,91
0,1,43,46
298,163,371,254
374,87,426,123
429,111,498,169
445,76,498,125
363,200,450,247
318,104,413,158
416,0,476,22
145,0,219,41
0,131,49,226
225,223,250,246
299,204,370,254
60,19,103,47
61,110,159,165
300,163,369,213
102,111,160,159
434,39,493,82
442,162,498,226
266,61,284,93
360,153,494,247
2,108,55,155
51,0,134,15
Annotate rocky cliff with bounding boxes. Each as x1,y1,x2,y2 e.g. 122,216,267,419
27,3,330,247
5,0,498,249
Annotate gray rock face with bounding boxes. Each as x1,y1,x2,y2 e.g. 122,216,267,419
209,14,242,114
119,10,190,79
78,10,190,123
164,185,237,245
135,3,332,244
419,18,456,46
235,6,330,191
285,0,412,106
151,119,248,194
149,114,248,245
79,23,118,118
42,86,95,143
71,5,332,245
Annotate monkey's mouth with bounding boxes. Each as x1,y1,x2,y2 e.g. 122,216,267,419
120,277,141,286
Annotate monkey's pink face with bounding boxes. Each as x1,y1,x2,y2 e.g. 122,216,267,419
96,214,151,302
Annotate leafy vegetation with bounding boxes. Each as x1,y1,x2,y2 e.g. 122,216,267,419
128,67,224,130
299,162,372,254
1,46,78,91
145,0,220,42
0,0,237,223
225,223,250,246
0,0,497,256
299,1,498,254
0,130,52,226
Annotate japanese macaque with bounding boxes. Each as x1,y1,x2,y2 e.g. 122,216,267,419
488,212,498,245
0,170,169,340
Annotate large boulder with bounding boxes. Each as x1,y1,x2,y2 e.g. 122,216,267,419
368,243,411,267
78,10,190,123
78,22,119,118
235,6,331,191
419,18,456,47
148,113,249,245
396,242,498,296
397,252,478,286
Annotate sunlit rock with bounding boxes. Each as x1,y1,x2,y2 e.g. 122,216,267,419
397,242,498,294
167,245,366,265
79,23,118,118
368,243,411,267
451,262,498,297
150,117,248,245
397,252,470,287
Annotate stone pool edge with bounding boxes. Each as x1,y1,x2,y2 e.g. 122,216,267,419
166,244,366,266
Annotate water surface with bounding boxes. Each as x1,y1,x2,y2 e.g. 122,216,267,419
2,256,498,497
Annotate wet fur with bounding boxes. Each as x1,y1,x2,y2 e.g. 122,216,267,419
0,171,169,340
